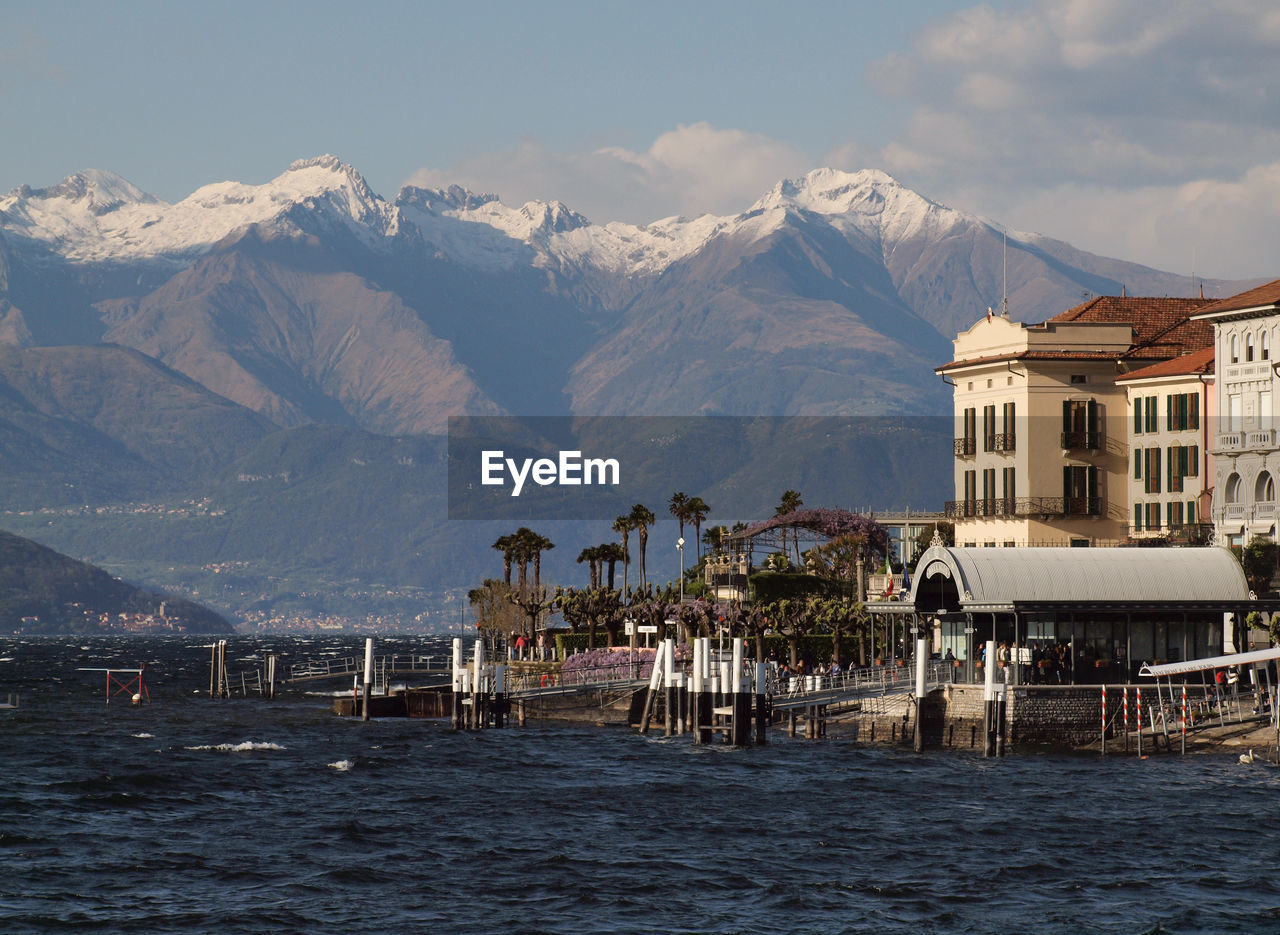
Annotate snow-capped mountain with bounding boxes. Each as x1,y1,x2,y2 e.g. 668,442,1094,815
0,156,1242,432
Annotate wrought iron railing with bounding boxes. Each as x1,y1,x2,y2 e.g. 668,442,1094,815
1060,430,1102,450
945,496,1101,519
954,437,976,457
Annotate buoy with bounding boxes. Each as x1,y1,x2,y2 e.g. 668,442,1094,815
131,693,142,705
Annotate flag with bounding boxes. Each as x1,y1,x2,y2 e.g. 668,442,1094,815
883,555,893,597
900,565,911,594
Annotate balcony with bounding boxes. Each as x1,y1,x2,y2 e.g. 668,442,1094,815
954,437,976,457
1248,428,1278,449
1060,430,1102,451
945,496,1097,519
1216,432,1244,451
986,433,1016,453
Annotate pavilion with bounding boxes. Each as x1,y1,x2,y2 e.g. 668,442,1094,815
868,545,1277,684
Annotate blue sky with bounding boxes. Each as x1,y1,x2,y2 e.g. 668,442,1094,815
3,0,1278,279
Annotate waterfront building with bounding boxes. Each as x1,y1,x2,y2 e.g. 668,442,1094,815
1191,279,1280,547
870,544,1272,685
935,296,1213,547
1116,347,1215,543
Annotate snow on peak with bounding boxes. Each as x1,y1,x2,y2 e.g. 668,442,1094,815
0,155,396,263
749,167,964,248
8,168,158,217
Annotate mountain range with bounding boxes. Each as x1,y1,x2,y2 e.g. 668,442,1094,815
0,156,1255,627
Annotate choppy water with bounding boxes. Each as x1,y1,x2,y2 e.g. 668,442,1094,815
3,635,1280,935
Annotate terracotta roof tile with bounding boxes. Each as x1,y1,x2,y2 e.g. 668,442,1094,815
1194,278,1280,317
1116,346,1215,382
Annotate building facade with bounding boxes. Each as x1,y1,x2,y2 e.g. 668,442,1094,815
1117,347,1215,543
937,297,1212,547
1193,280,1280,547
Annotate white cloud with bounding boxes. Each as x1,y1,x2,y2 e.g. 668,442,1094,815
861,0,1280,278
404,123,809,225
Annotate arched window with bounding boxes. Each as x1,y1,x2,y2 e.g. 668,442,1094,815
1264,331,1271,361
1230,334,1239,363
1246,333,1255,362
1257,471,1276,503
1226,472,1242,504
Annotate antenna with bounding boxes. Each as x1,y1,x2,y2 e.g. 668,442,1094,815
1001,231,1009,317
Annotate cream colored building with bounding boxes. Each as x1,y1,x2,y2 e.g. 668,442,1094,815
936,297,1213,547
1116,348,1215,543
1192,279,1280,547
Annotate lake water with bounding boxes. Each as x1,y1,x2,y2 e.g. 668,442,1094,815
3,635,1279,935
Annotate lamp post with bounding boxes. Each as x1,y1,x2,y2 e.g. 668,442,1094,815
677,537,685,606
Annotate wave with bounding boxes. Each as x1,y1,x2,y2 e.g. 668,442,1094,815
328,759,354,771
184,741,286,752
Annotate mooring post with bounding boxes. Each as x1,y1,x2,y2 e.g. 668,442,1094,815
362,637,374,721
663,638,675,737
639,642,664,734
450,638,463,730
1136,685,1143,757
1123,686,1129,754
754,661,768,746
1101,685,1107,756
914,637,927,753
472,639,484,729
731,638,749,746
983,639,996,757
494,664,507,729
691,639,704,745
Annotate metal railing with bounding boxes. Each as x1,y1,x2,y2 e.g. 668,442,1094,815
1061,430,1102,450
945,496,1100,519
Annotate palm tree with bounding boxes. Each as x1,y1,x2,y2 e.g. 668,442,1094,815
668,491,690,545
612,515,634,595
598,542,626,590
685,496,710,561
628,503,656,590
492,534,517,586
577,545,601,590
529,531,554,594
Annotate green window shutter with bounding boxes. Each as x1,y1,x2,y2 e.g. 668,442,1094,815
1166,394,1173,431
1188,445,1198,476
1190,393,1199,430
1153,448,1161,493
1063,465,1072,514
1134,398,1142,435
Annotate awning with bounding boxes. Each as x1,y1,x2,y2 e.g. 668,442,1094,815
1139,647,1280,678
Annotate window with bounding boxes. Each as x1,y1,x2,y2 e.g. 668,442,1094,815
1146,502,1161,530
1167,445,1183,493
983,405,997,452
1144,447,1162,494
1264,331,1271,361
1002,401,1016,450
963,470,977,515
1134,449,1142,480
1062,399,1100,449
1230,334,1239,363
1063,464,1099,515
1070,374,1088,384
1144,395,1158,433
1134,397,1143,435
1187,500,1197,524
958,407,976,456
1167,501,1184,529
1256,471,1275,503
1225,473,1242,504
1167,393,1197,431
1134,501,1144,532
1002,466,1016,513
1246,333,1255,362
1230,394,1242,432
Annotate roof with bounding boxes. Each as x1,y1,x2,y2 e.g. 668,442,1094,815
937,295,1213,373
1193,278,1280,319
907,546,1250,607
1116,346,1215,383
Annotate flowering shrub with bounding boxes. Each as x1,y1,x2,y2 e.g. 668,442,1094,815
558,645,689,684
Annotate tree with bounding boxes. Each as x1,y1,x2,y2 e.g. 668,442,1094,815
1242,536,1279,595
492,534,517,586
468,579,522,649
598,542,626,590
776,489,804,564
613,514,634,595
685,496,710,561
577,546,601,589
629,503,656,590
668,491,690,545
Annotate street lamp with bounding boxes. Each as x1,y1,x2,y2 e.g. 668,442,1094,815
677,537,685,606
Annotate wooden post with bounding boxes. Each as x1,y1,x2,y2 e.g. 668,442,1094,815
691,639,704,745
983,639,996,757
731,638,749,746
494,664,507,729
362,637,374,721
914,637,927,754
754,661,768,746
472,639,484,730
663,639,675,738
450,638,463,730
638,642,664,734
